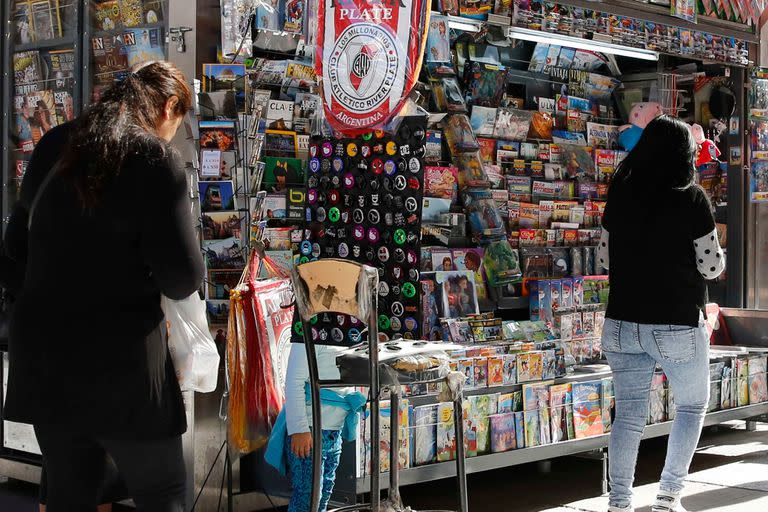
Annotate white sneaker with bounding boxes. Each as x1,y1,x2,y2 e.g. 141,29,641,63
608,505,633,512
651,492,687,512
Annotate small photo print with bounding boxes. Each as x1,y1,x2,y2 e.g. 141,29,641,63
199,120,237,151
208,269,242,300
202,211,243,240
199,181,236,212
263,129,298,158
203,236,246,269
206,300,230,324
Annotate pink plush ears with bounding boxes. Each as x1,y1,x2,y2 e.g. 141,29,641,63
690,123,706,145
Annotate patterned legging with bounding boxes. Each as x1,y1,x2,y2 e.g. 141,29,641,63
286,430,343,512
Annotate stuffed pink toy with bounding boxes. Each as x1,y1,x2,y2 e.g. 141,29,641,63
618,102,664,151
690,123,721,167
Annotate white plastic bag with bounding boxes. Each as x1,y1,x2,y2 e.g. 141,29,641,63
163,294,220,393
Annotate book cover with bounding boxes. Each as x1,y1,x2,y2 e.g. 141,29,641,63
601,377,614,433
477,137,496,164
721,365,733,409
737,357,749,406
514,411,525,448
587,122,619,149
123,27,165,67
502,354,517,385
470,106,498,137
498,393,514,414
31,0,61,41
14,51,43,95
424,166,459,201
648,372,667,424
567,96,592,133
549,383,572,442
709,362,726,412
437,402,456,462
453,248,487,301
431,248,454,272
488,356,504,387
41,48,75,92
91,34,129,88
542,349,557,380
94,0,122,31
458,359,474,388
748,356,768,404
413,405,438,465
490,413,516,452
13,1,34,45
266,99,294,130
523,383,541,447
474,357,488,388
572,381,603,439
426,14,452,63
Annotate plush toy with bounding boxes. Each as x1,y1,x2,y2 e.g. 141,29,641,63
690,123,721,167
618,102,664,152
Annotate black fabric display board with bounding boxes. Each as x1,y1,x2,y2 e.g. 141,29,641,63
291,117,426,344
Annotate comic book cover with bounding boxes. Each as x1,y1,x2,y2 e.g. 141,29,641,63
748,356,768,404
542,349,557,380
445,114,480,153
431,248,454,273
721,365,733,409
120,0,144,27
465,62,506,108
572,381,603,438
513,411,525,448
414,404,438,466
477,137,497,164
453,248,487,301
14,51,43,95
648,372,667,424
458,359,474,388
709,362,726,412
283,0,305,33
426,14,452,63
508,176,533,203
421,279,442,341
123,27,165,68
437,402,456,462
502,355,517,385
426,130,443,164
487,356,504,387
549,383,572,442
498,393,515,414
424,166,459,201
601,377,614,433
490,413,516,452
737,357,749,406
94,0,122,31
523,383,542,447
474,357,489,388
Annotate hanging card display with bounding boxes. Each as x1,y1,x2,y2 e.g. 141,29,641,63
316,0,431,134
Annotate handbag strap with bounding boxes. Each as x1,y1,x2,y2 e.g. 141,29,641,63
27,162,60,231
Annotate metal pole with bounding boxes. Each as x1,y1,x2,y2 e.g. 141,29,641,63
601,449,609,496
388,390,401,508
368,278,381,512
226,450,233,512
453,394,469,512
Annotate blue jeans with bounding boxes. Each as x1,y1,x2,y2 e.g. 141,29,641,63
602,316,709,509
286,430,343,512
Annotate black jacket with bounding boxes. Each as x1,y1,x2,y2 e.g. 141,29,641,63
3,123,204,438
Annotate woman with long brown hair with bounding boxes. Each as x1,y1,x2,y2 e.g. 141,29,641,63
2,61,204,511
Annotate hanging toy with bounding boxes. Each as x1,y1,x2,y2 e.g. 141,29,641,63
618,102,663,152
690,123,721,167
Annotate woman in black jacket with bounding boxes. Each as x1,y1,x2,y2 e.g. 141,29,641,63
3,61,204,512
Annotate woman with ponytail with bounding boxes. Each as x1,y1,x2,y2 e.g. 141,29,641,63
2,61,204,511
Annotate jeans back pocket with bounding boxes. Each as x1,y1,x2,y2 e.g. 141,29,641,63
652,327,696,364
601,318,621,352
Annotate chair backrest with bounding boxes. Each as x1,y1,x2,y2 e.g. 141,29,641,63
292,259,379,327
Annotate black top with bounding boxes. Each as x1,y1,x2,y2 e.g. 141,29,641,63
603,180,715,328
3,123,204,438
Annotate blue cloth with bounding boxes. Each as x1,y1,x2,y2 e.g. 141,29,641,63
265,385,366,476
618,125,644,151
286,429,342,512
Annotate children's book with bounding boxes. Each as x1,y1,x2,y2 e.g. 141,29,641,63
490,413,517,452
458,359,474,388
542,349,557,380
488,356,504,387
413,405,439,466
748,355,768,404
514,411,525,448
549,383,572,442
721,365,733,409
572,381,603,439
601,377,614,433
437,402,456,462
737,357,750,407
502,355,517,385
522,383,542,447
648,372,667,424
474,357,489,388
498,392,515,414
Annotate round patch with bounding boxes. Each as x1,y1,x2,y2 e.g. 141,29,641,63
335,143,345,156
394,174,407,191
318,328,329,342
353,225,365,240
361,144,371,158
335,314,347,327
384,159,397,176
293,321,304,336
312,243,321,258
368,209,381,224
307,189,318,204
393,248,405,263
348,328,362,343
408,157,421,173
390,317,402,332
308,175,319,188
406,231,418,245
331,328,345,344
405,197,418,212
391,266,403,281
321,159,331,173
373,143,384,154
357,160,369,172
310,315,318,325
398,124,411,140
330,175,341,188
372,158,384,174
413,127,426,140
404,317,418,332
347,143,358,157
352,245,362,258
365,247,375,261
378,281,390,296
316,207,327,222
350,316,362,326
338,242,349,258
378,246,390,262
407,177,420,190
328,207,341,223
369,178,380,192
378,315,391,330
362,132,373,141
310,158,321,173
367,227,380,244
408,268,419,281
391,302,404,317
332,157,344,173
394,228,406,245
328,24,399,120
386,141,398,156
375,129,386,139
343,173,355,189
299,256,310,264
407,249,418,265
310,144,319,158
328,190,340,204
402,282,416,298
321,142,333,157
353,209,365,224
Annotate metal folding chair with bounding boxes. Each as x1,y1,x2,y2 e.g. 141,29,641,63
292,259,469,512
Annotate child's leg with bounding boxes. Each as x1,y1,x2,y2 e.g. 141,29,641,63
286,436,314,512
319,430,343,512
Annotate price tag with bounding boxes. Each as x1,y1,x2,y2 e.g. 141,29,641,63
200,149,222,178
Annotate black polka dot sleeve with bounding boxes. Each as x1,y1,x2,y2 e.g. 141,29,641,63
597,228,609,270
694,228,725,280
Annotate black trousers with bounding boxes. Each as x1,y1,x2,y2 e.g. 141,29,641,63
34,425,186,512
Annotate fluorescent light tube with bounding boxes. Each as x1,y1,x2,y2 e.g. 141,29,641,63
508,26,659,61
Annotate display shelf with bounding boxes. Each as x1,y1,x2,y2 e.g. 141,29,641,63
356,401,768,492
14,37,76,53
88,22,166,39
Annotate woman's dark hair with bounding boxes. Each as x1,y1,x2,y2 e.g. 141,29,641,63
614,115,697,191
59,61,192,207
